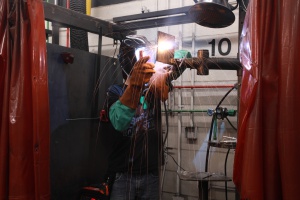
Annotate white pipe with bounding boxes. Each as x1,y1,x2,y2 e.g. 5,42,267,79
176,0,183,195
190,30,195,128
177,88,182,196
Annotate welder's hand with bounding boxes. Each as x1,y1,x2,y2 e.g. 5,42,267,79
149,62,172,101
120,56,155,109
129,56,155,87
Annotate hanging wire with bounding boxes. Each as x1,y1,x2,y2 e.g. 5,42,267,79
205,83,240,200
240,0,248,12
225,116,237,130
224,148,231,200
164,149,186,171
230,0,239,10
163,101,169,146
216,83,239,109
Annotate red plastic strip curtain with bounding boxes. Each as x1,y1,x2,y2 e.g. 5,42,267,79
233,0,300,199
0,0,50,199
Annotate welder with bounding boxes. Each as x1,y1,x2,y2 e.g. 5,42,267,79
99,35,186,200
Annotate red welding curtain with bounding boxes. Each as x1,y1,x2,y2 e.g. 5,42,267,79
0,0,50,199
233,1,300,199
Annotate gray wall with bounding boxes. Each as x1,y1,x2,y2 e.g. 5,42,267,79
47,43,122,199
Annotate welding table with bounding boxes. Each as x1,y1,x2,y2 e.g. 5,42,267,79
178,141,236,200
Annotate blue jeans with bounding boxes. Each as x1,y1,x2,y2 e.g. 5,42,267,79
110,172,159,200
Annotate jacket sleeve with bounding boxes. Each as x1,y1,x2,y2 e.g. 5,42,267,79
109,100,135,131
105,85,135,131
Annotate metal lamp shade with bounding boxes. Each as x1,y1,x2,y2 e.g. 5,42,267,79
189,0,235,28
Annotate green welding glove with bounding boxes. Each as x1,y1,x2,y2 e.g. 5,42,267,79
120,56,155,109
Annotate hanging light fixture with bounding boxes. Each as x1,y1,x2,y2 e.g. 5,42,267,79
189,0,236,28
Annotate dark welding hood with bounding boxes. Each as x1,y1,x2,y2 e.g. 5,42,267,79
189,0,235,28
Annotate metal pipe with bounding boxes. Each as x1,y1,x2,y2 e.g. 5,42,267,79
176,94,182,195
173,85,234,89
166,109,208,113
46,0,49,42
165,109,237,113
176,0,183,195
66,0,70,47
190,30,196,128
177,106,182,196
52,1,60,44
170,57,242,73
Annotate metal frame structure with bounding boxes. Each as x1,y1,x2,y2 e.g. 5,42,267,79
43,2,248,199
113,6,194,31
43,1,248,71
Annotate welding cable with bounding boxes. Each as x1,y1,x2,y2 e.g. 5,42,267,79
240,0,248,12
205,83,239,199
215,83,239,109
160,101,170,199
225,116,237,131
205,115,216,171
164,149,186,171
205,83,238,170
230,0,239,10
224,148,231,200
206,76,239,171
216,84,239,131
163,101,169,146
160,148,167,200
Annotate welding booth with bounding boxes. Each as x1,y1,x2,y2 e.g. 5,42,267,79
43,1,244,199
1,0,300,200
44,1,244,199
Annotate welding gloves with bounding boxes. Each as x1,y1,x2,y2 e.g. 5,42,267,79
119,56,155,109
149,61,172,102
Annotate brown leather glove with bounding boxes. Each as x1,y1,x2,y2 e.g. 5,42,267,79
119,56,155,109
149,62,171,102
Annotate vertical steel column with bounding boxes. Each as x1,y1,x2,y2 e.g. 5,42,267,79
52,0,60,44
94,27,102,114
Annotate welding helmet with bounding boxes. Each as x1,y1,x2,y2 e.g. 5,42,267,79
118,35,156,79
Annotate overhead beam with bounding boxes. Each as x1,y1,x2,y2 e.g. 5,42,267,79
113,6,194,31
113,15,193,31
113,6,191,23
43,2,134,40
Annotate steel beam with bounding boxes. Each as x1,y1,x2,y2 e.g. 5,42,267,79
113,6,191,23
113,15,193,31
113,6,194,31
43,2,134,40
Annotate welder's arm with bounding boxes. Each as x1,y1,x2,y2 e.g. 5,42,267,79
109,56,155,131
119,56,155,109
149,61,186,102
109,100,135,131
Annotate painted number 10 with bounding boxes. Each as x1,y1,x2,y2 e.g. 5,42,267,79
208,38,231,56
